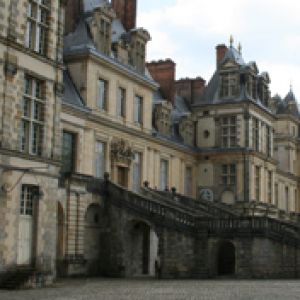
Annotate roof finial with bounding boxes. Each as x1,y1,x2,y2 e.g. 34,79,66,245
230,35,234,48
290,80,293,92
238,42,242,54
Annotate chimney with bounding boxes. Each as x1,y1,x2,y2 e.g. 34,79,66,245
64,0,83,35
216,44,228,67
111,0,137,31
175,77,206,105
146,59,176,106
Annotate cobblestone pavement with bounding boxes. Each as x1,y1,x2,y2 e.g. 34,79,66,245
1,279,300,300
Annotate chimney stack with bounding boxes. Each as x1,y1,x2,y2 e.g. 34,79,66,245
111,0,137,31
175,77,206,105
146,59,176,106
64,0,83,35
216,44,228,67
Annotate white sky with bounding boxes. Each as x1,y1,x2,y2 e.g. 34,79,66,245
137,0,300,99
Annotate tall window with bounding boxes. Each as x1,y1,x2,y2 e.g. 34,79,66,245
267,171,272,203
255,166,260,201
285,186,289,212
97,79,108,110
220,73,238,98
95,141,105,178
99,18,111,55
62,132,76,174
252,118,259,151
266,126,271,156
134,95,143,125
275,183,279,206
221,164,236,185
221,116,237,148
20,185,38,216
116,87,126,118
160,159,169,190
20,76,44,156
184,166,193,196
25,0,50,55
132,153,142,192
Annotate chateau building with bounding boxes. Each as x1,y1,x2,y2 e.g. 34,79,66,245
1,0,300,287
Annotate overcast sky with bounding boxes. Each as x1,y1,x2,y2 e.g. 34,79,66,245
137,0,300,99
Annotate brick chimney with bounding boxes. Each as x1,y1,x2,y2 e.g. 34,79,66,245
146,59,176,106
64,0,83,35
175,77,206,105
111,0,137,31
216,44,228,67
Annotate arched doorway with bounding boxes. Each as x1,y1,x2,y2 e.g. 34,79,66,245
124,221,159,277
217,241,236,276
84,204,102,276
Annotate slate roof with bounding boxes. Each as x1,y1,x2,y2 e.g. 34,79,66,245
276,89,300,118
63,71,86,108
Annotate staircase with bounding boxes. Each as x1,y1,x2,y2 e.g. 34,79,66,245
0,266,36,289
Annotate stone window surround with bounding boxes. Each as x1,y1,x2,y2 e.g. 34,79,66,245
220,115,237,148
95,140,106,179
220,72,239,99
25,0,51,56
20,75,45,156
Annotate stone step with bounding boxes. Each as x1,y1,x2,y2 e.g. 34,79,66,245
0,267,35,290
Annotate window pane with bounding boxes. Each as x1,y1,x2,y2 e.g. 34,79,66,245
132,153,141,192
95,141,105,178
160,159,168,190
134,95,142,124
97,79,107,110
62,132,75,173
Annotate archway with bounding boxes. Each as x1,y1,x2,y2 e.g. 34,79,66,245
84,204,102,276
217,241,236,276
124,220,159,277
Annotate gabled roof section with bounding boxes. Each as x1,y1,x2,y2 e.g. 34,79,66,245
64,18,95,52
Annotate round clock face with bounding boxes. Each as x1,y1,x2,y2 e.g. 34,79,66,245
199,189,214,201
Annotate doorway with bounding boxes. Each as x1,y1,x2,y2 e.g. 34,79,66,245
117,166,128,188
217,241,236,276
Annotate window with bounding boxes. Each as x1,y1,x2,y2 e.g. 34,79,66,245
275,183,279,206
220,73,238,98
266,126,271,157
132,153,142,192
221,116,237,148
25,0,50,55
62,131,76,173
95,141,106,178
160,159,169,190
20,76,44,156
97,79,108,110
116,87,126,118
99,18,111,55
20,185,38,216
255,166,260,201
267,171,272,203
134,95,143,125
221,164,236,186
246,75,257,99
285,186,289,212
184,166,193,196
252,118,259,151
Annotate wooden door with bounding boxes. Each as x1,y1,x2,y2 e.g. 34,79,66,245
117,167,128,188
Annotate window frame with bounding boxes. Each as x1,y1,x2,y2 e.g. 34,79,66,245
134,95,143,125
116,87,126,118
20,75,45,156
25,0,50,55
95,140,106,179
221,164,236,186
97,78,108,111
220,116,237,148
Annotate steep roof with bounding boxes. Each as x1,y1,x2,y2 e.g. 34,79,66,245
63,71,86,108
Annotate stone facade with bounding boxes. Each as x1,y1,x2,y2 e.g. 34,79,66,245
1,0,300,288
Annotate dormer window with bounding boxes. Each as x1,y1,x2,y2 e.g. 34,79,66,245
246,75,257,99
99,18,111,55
220,73,239,98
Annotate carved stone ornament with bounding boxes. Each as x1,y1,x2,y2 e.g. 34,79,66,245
110,138,134,166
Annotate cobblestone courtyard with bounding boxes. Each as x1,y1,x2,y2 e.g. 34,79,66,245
0,279,300,300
